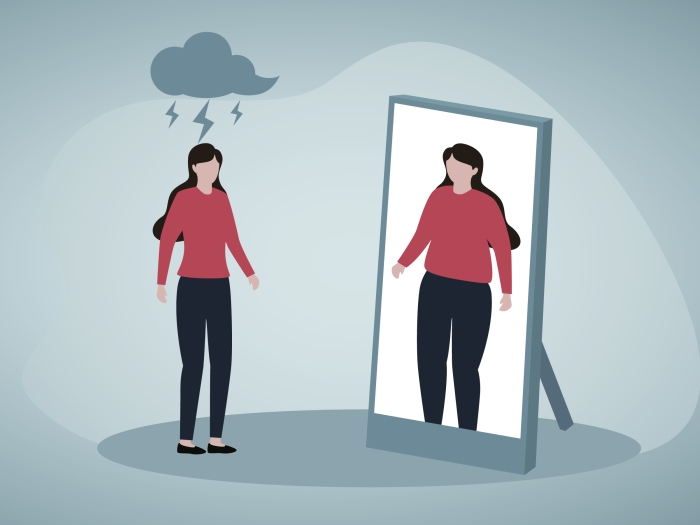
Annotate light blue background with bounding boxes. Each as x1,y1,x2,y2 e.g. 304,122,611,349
2,1,700,523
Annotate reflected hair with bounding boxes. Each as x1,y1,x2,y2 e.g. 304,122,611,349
152,143,225,241
437,143,520,250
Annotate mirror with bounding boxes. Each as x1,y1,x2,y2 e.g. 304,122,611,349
366,95,552,474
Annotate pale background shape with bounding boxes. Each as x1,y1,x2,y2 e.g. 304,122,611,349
23,42,699,452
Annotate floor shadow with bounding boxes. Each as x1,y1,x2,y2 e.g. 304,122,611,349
97,410,640,487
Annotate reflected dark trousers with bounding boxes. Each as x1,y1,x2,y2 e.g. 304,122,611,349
417,271,492,431
176,276,232,440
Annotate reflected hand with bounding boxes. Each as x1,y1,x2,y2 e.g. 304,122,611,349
392,263,405,279
500,294,512,311
157,285,167,303
248,274,260,290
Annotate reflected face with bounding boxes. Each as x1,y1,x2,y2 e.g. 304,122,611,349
192,157,220,185
446,154,479,184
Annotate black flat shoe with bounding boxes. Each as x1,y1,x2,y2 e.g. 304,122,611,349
207,443,236,454
177,443,205,454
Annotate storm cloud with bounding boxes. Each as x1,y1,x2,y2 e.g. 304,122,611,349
151,32,279,98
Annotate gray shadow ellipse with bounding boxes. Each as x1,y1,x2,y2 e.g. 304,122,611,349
97,410,640,487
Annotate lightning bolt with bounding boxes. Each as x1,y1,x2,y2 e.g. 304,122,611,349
231,102,243,125
165,101,179,128
193,100,214,142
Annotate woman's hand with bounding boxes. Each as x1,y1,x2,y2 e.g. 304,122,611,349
392,263,405,279
157,285,167,303
248,274,260,290
499,294,512,311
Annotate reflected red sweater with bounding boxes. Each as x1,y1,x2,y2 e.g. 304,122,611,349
397,186,512,294
157,187,254,285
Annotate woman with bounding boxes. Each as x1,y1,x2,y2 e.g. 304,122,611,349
153,143,259,455
391,143,518,431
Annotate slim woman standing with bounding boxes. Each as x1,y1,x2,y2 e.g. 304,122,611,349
392,143,518,431
153,143,259,455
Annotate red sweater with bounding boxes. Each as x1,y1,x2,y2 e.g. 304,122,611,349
157,187,254,285
397,186,512,294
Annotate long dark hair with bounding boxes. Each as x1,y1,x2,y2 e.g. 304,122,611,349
152,143,226,241
437,143,520,250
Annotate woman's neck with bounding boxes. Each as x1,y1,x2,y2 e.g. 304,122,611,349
196,182,213,195
452,180,472,194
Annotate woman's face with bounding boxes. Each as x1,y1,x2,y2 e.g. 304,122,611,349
446,154,479,184
192,157,220,185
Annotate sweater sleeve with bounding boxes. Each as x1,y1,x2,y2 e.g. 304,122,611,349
157,192,185,285
484,198,513,294
397,192,435,268
223,195,255,277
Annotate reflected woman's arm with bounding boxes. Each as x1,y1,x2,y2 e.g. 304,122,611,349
393,193,435,280
484,197,513,311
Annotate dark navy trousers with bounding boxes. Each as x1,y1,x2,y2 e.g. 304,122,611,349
176,276,232,440
417,271,492,431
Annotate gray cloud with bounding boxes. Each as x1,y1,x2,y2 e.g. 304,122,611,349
150,32,278,98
